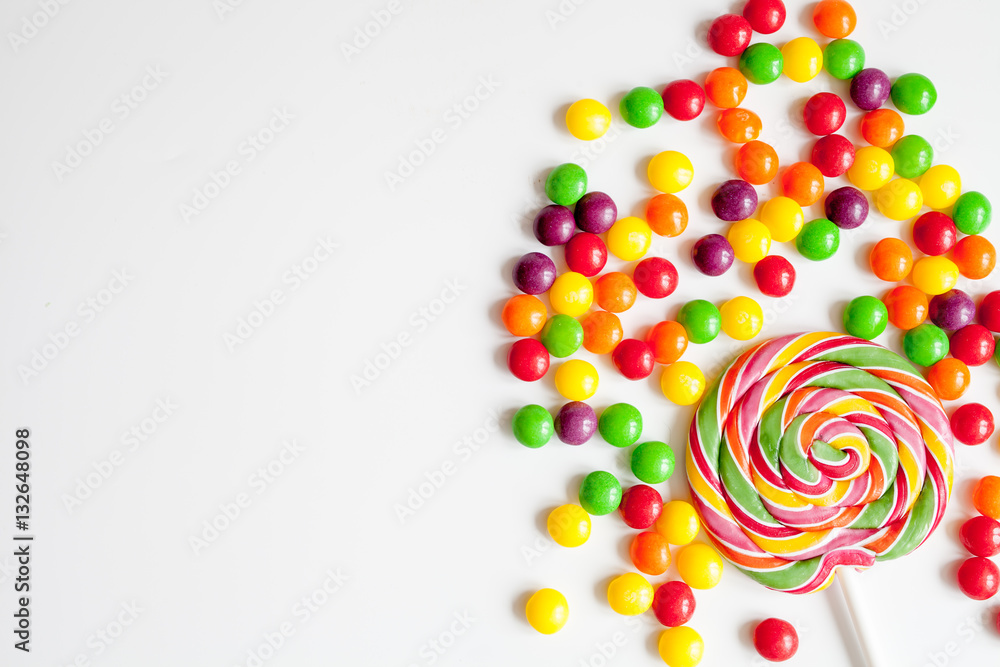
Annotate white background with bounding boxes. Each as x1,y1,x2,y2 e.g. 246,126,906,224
1,0,999,665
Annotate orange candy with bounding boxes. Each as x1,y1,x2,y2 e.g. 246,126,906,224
704,67,748,109
646,321,688,364
735,140,779,185
595,272,638,313
953,235,997,280
781,162,825,206
860,109,904,148
869,238,913,281
883,285,928,330
926,358,971,401
974,476,1000,520
717,108,762,143
502,294,547,336
629,531,671,576
581,311,624,354
646,194,689,237
813,0,857,38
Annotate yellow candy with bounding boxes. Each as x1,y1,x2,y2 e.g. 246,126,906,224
848,146,895,191
911,256,959,296
660,361,705,406
547,504,591,547
675,543,724,590
720,296,764,341
781,37,823,82
555,359,598,400
875,178,923,221
566,99,612,141
655,500,701,545
759,196,804,243
648,151,694,193
525,588,569,634
727,219,771,263
919,164,962,210
658,626,705,667
607,217,652,261
606,572,653,615
549,271,593,316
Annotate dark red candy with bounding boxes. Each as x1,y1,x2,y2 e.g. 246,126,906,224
951,402,995,445
708,14,753,57
960,516,1000,557
618,484,663,529
950,324,995,366
662,80,706,121
979,291,1000,333
753,618,799,662
612,339,655,380
803,92,847,136
811,134,855,177
743,0,785,34
912,212,958,256
651,581,696,627
633,257,678,299
753,255,795,297
564,232,608,277
507,338,549,381
957,557,999,600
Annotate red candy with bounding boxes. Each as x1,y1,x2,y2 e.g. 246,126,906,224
803,93,846,136
633,257,679,299
619,484,663,529
507,339,549,381
612,339,655,380
651,581,696,627
950,324,996,366
951,403,995,446
708,14,752,57
742,0,785,34
960,516,1000,557
811,134,855,177
564,233,608,277
912,212,958,256
979,291,1000,333
662,80,706,121
753,618,799,662
957,557,999,600
753,255,796,297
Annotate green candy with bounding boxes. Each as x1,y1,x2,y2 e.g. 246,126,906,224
511,405,554,448
539,314,583,358
891,135,934,179
843,296,888,340
796,218,840,261
545,163,587,206
952,191,992,235
619,87,663,129
630,441,675,484
890,73,937,115
677,299,721,344
598,403,643,448
739,43,783,85
824,39,865,80
903,323,949,367
578,471,622,515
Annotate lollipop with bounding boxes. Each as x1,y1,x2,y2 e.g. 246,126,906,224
686,332,954,594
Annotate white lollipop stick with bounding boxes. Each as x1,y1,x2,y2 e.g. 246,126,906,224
837,569,885,667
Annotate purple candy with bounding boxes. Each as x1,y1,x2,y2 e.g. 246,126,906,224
554,401,597,445
512,252,556,295
574,191,617,234
691,234,735,276
929,290,976,331
533,205,576,246
712,179,758,221
825,186,869,229
850,68,891,111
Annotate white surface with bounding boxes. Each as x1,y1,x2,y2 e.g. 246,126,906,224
2,0,1000,665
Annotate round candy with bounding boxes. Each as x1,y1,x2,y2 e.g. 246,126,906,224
743,0,785,34
533,205,576,246
911,256,959,296
754,618,799,662
813,0,856,37
677,300,721,344
564,232,608,277
739,43,784,85
920,164,962,210
599,403,643,448
753,255,795,297
655,500,701,546
736,141,779,185
861,108,904,148
658,626,704,667
870,238,912,282
581,311,623,354
620,87,663,128
555,401,597,445
713,180,759,221
824,38,865,80
509,248,551,299
525,589,569,634
547,504,591,547
891,134,934,179
957,557,999,600
980,291,1000,332
728,219,771,263
634,257,679,299
549,271,594,316
660,361,706,405
928,290,975,331
575,191,617,234
647,321,688,365
613,339,655,381
717,107,762,143
803,92,846,135
850,68,891,111
648,151,694,194
902,322,949,367
891,73,937,115
826,186,869,230
662,80,706,121
630,531,671,575
760,197,804,242
512,405,554,448
607,572,654,615
951,324,996,367
502,294,547,337
651,581,696,628
508,339,549,381
974,476,1000,519
952,191,992,235
781,37,823,83
781,162,824,206
579,470,623,516
912,212,958,256
884,285,928,330
545,164,587,206
646,194,688,237
595,272,638,313
953,235,996,280
926,358,970,401
796,218,839,260
619,484,663,529
676,543,724,589
720,296,764,341
692,234,735,277
875,178,923,221
554,360,599,401
631,441,675,484
960,516,1000,558
811,134,855,178
540,314,583,358
848,146,894,190
607,217,652,261
843,295,888,340
708,14,752,57
704,67,748,108
566,99,612,141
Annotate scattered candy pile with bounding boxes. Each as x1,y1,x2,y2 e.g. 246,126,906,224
957,474,1000,601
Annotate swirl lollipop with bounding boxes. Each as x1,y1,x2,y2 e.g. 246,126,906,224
686,332,954,594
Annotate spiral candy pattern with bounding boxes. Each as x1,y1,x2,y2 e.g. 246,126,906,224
686,332,954,594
